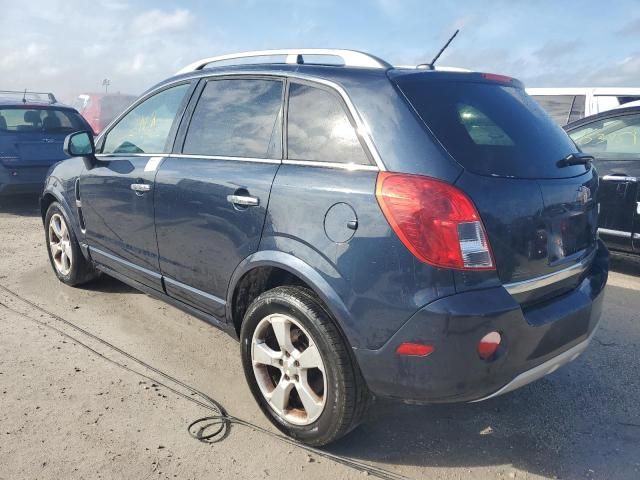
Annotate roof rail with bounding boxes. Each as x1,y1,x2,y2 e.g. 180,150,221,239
176,49,393,74
0,90,57,104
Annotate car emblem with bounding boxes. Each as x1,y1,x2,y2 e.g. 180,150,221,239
42,138,56,143
576,186,591,205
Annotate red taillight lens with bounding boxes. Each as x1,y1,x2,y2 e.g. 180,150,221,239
477,332,502,360
376,172,495,270
396,342,435,357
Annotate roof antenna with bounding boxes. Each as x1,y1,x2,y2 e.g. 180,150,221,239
418,29,460,70
22,88,27,104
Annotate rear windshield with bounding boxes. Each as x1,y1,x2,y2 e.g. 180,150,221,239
0,107,86,134
395,77,586,179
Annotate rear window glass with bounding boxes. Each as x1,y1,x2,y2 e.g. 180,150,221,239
531,95,574,124
0,108,85,133
395,78,584,179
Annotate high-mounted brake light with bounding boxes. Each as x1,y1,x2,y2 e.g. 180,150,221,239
481,73,514,83
376,172,495,270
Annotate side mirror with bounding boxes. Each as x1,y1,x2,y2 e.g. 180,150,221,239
63,131,97,169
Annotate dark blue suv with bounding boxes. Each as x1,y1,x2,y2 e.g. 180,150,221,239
41,50,609,446
0,91,90,195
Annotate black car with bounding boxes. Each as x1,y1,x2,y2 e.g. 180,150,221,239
42,49,608,446
565,106,640,255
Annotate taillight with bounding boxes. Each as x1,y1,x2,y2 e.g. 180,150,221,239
376,172,494,270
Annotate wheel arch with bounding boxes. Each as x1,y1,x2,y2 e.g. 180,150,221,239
226,250,356,348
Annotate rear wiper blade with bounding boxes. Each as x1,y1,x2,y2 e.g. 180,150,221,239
557,152,594,168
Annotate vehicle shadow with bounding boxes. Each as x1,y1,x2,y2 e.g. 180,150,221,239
327,284,639,479
609,253,640,276
0,194,41,217
81,273,141,294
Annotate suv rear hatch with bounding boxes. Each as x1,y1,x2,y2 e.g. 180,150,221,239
0,106,85,168
392,71,599,304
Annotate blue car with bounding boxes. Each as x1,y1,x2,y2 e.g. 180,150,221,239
0,91,90,195
41,49,608,446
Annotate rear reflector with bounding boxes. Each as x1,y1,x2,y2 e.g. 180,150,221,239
376,172,494,270
477,332,501,359
396,343,435,357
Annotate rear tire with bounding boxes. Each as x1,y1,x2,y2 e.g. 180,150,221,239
45,202,98,286
240,286,370,446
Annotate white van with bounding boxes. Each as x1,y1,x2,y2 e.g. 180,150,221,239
526,88,640,125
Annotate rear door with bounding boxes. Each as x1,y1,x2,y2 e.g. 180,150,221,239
567,111,640,253
82,82,193,290
153,77,284,317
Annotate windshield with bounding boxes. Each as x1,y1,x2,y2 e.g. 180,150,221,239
0,107,86,134
395,77,587,179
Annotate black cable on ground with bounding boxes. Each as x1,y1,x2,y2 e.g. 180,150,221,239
0,283,410,480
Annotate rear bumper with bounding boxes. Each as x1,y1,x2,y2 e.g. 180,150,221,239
354,239,609,403
0,165,49,195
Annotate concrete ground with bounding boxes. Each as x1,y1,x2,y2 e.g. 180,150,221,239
0,194,638,480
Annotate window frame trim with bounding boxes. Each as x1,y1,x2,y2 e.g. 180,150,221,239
95,80,196,156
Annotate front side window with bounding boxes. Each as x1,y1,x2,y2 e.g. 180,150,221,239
569,113,640,160
183,78,283,158
0,108,85,133
287,83,369,165
102,83,190,154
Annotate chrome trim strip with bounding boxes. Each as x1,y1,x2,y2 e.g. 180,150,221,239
602,175,637,182
503,250,595,295
168,154,281,164
634,233,640,240
176,49,392,74
90,247,161,280
472,329,596,402
163,277,226,306
598,228,632,238
96,153,159,158
282,159,379,171
96,71,387,172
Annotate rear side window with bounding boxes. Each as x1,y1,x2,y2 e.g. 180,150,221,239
0,108,85,133
287,83,369,165
568,113,640,160
102,83,190,154
183,79,283,158
531,95,574,125
395,78,583,179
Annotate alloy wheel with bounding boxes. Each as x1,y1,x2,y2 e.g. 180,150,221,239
48,213,73,276
251,313,327,425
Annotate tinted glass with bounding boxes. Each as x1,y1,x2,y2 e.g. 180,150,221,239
569,113,640,160
102,83,189,154
0,108,85,133
568,95,586,123
183,79,283,158
100,95,136,126
531,95,574,124
287,83,368,164
396,78,584,179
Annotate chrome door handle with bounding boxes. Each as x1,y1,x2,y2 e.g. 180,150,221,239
131,183,152,193
227,194,259,207
602,175,637,182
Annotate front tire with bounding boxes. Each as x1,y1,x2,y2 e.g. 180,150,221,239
240,286,370,446
45,202,98,286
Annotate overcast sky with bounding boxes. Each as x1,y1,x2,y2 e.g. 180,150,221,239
1,0,639,101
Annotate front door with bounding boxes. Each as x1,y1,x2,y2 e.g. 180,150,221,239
567,111,640,253
81,82,193,290
154,77,284,317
